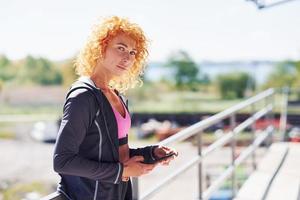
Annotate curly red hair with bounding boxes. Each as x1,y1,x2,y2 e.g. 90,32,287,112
74,16,149,93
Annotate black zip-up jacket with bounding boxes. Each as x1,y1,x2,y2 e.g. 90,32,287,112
53,78,158,200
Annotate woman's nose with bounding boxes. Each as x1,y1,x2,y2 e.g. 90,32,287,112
121,51,130,62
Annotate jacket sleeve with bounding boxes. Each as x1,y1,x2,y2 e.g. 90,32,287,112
53,90,123,184
129,145,159,164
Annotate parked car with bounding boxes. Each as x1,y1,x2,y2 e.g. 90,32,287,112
30,120,60,143
288,127,300,142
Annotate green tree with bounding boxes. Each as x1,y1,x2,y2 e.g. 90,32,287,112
17,56,62,85
166,50,200,90
0,79,3,92
264,61,296,88
0,55,10,66
36,58,62,85
289,60,300,100
217,72,255,99
293,60,300,88
0,55,16,81
59,58,78,86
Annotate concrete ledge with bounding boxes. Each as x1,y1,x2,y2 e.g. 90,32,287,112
234,142,300,200
265,143,300,200
234,171,274,200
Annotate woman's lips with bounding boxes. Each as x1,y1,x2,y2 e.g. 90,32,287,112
117,65,126,70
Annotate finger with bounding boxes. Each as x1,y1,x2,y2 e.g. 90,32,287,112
143,167,153,174
158,158,168,164
145,164,155,170
133,156,144,162
162,146,171,151
156,147,165,155
167,148,178,156
160,156,174,164
146,166,155,172
159,146,170,154
162,146,178,155
160,159,170,166
164,146,176,153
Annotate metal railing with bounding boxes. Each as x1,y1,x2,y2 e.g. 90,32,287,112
132,88,276,200
40,88,284,200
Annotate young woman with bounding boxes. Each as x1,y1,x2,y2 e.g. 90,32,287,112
53,16,177,200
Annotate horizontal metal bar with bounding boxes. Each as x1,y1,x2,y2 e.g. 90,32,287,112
235,126,273,166
233,105,272,135
203,165,235,200
202,132,234,157
159,89,274,146
202,105,272,157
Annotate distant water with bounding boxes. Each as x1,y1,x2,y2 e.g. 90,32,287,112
145,62,275,85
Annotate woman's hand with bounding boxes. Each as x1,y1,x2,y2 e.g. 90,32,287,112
153,146,178,166
122,156,156,178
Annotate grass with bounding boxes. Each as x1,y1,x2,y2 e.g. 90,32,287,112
2,181,48,200
0,122,16,139
0,131,15,139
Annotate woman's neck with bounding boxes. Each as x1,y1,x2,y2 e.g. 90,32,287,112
90,75,109,90
90,68,114,92
90,59,117,92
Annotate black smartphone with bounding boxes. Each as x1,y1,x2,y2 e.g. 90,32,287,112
155,152,176,162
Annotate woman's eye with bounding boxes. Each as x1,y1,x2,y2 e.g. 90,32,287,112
130,51,137,56
118,46,125,51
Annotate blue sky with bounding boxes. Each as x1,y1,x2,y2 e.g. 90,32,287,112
1,0,300,62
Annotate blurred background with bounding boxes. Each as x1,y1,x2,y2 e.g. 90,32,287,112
0,0,300,200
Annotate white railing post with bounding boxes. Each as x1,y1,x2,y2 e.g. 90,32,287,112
197,131,203,200
268,93,275,143
279,87,289,141
132,177,139,200
250,104,257,170
264,94,272,147
230,114,237,198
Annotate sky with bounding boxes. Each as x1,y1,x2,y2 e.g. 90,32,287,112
1,0,300,62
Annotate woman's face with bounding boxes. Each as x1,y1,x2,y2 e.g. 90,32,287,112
100,33,137,77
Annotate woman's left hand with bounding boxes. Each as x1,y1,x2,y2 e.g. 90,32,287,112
153,146,178,166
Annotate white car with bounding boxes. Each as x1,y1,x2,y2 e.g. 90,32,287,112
30,121,59,143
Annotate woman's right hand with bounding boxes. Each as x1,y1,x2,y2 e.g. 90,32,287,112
122,156,156,177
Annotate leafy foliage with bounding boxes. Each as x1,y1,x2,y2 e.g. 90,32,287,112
264,61,298,88
166,50,200,90
0,55,79,87
16,56,62,85
217,72,255,99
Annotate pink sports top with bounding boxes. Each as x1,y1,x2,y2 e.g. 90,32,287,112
111,100,131,145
